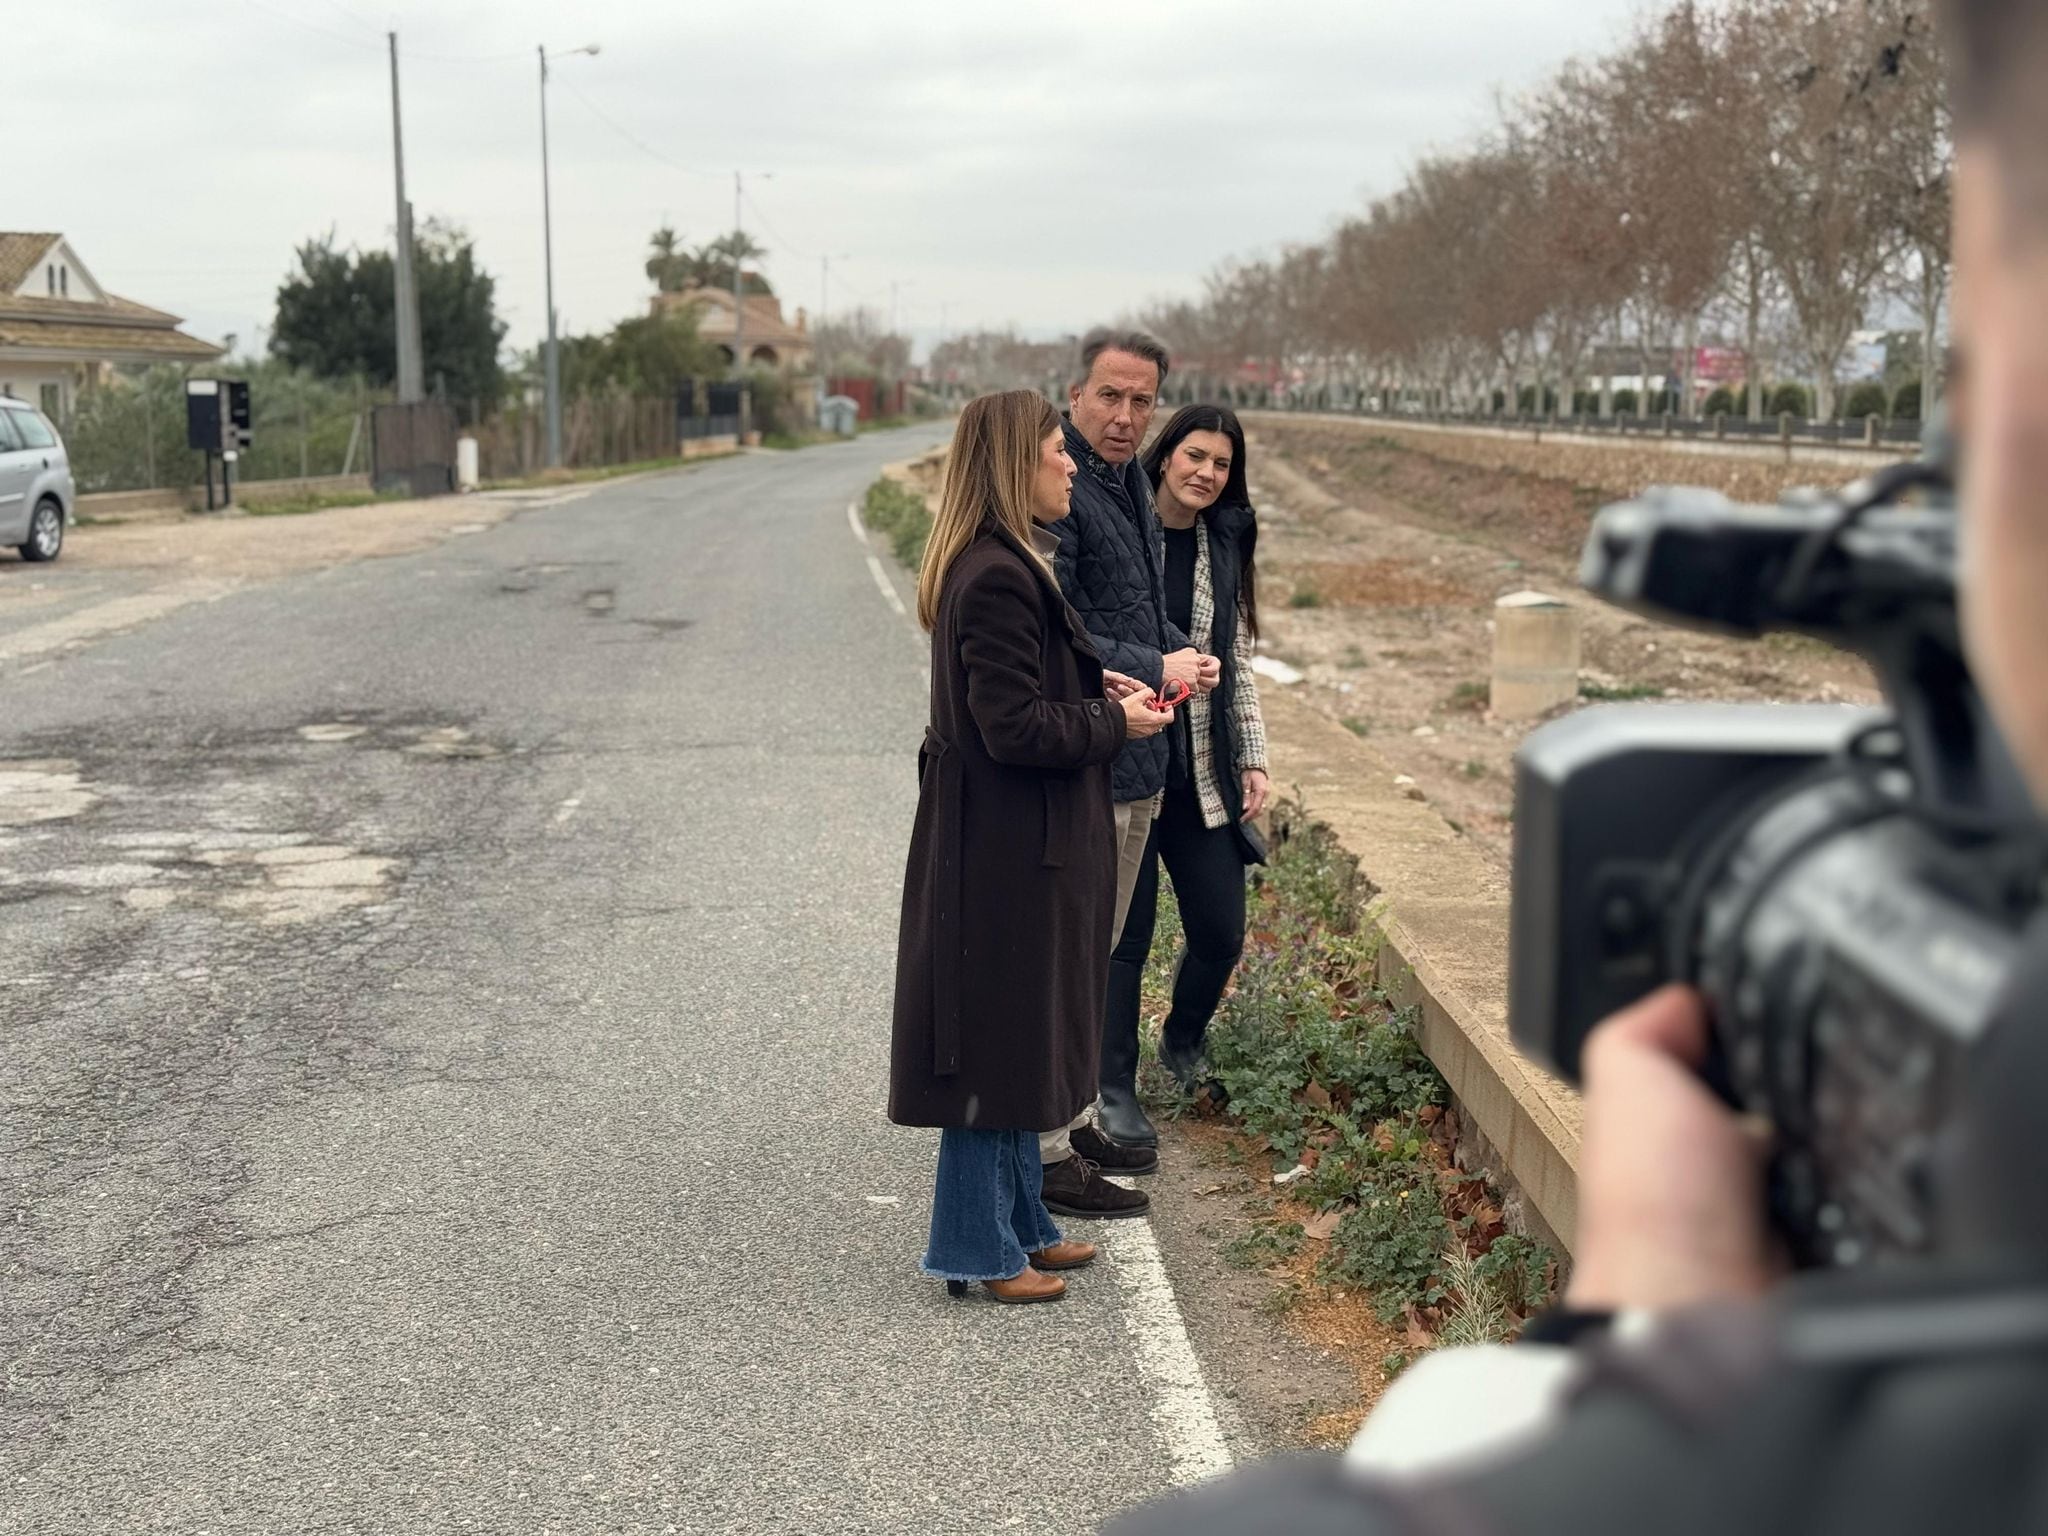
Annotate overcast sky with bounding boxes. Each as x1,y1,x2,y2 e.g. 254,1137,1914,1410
20,0,1654,362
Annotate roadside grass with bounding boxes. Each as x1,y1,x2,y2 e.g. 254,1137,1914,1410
1578,678,1666,702
863,476,933,569
1141,812,1555,1342
240,488,414,518
481,451,736,492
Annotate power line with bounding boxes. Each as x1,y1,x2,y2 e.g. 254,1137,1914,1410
233,0,385,52
559,78,720,179
741,187,814,262
233,0,529,64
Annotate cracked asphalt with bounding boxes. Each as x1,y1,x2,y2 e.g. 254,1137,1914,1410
0,431,1263,1534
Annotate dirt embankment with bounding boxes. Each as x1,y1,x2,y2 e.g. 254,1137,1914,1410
1246,418,1882,873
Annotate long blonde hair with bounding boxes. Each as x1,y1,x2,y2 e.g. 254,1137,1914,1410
916,390,1061,632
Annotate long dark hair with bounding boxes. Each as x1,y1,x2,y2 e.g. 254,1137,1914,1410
1142,404,1259,641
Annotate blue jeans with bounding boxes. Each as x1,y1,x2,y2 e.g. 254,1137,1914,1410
921,1128,1064,1283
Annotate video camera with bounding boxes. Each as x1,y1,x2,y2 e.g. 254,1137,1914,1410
1510,449,2047,1269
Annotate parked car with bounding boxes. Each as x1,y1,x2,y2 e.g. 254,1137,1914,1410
0,395,74,562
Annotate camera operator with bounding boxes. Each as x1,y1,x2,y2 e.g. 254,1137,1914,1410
1109,2,2048,1530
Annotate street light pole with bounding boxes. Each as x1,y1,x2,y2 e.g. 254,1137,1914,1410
388,32,424,406
539,42,599,470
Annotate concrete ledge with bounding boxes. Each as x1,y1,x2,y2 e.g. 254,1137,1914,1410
1242,408,1908,471
79,473,373,523
1264,688,1582,1252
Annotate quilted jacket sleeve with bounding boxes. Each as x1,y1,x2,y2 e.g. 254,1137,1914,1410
958,558,1127,770
1054,523,1167,689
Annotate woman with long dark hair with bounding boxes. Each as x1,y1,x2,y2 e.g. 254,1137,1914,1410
888,390,1173,1302
1111,405,1269,1138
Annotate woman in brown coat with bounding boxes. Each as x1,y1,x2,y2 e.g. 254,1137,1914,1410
888,390,1174,1304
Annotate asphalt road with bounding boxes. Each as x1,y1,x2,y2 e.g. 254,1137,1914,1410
1,431,1251,1534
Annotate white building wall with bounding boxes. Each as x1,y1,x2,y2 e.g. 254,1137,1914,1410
0,361,81,419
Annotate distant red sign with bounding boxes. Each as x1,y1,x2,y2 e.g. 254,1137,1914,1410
1694,347,1748,384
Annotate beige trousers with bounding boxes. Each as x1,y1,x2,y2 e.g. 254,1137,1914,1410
1040,795,1159,1164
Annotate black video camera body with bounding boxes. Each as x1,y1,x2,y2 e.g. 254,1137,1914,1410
1510,457,2046,1268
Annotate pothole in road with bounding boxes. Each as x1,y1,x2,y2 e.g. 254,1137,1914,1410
0,760,98,826
294,717,503,760
0,760,407,927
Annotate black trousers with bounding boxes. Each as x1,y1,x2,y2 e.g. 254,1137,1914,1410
1102,781,1249,1084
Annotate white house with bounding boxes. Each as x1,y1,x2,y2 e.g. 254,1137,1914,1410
0,232,224,418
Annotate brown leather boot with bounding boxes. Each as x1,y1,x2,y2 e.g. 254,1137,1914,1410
981,1266,1065,1304
1027,1240,1098,1272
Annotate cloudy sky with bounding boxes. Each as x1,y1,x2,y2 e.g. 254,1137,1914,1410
21,0,1652,361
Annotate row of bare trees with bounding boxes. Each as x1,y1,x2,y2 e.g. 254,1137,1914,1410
1124,0,1949,423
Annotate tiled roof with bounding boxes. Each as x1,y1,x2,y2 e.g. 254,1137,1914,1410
0,318,224,362
656,286,809,345
0,233,61,294
0,292,182,326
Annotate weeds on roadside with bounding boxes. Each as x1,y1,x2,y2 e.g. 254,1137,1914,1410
863,477,933,569
1289,587,1325,609
1578,679,1665,702
1145,808,1557,1346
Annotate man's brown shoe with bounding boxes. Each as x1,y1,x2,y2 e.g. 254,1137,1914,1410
1040,1155,1151,1220
1028,1240,1098,1272
945,1267,1066,1304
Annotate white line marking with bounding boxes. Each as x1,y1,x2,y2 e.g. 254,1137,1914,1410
846,499,866,543
553,797,582,825
865,555,908,618
1101,1218,1236,1486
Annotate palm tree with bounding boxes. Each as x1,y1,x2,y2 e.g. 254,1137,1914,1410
646,226,696,293
695,231,774,296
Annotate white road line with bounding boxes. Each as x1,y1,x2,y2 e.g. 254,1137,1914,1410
865,555,909,618
553,797,583,825
846,498,866,543
1102,1218,1236,1486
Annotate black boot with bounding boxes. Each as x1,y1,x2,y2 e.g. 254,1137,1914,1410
1100,851,1161,1149
1098,1007,1158,1147
1158,1033,1204,1096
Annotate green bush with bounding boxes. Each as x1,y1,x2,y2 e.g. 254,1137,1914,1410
862,477,933,569
1702,386,1739,418
1472,1232,1554,1316
1893,380,1924,422
1843,383,1890,421
1611,388,1639,416
1325,1164,1453,1322
1766,383,1812,419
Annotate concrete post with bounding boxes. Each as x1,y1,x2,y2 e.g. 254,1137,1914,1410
1491,591,1582,720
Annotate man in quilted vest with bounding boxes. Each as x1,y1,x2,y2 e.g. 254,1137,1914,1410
1038,327,1222,1221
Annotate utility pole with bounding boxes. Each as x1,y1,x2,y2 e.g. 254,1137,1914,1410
818,251,849,388
731,173,747,378
388,32,424,405
537,43,598,469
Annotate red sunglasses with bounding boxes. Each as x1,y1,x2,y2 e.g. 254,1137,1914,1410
1153,679,1192,710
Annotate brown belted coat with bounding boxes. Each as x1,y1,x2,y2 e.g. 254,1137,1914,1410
887,519,1127,1132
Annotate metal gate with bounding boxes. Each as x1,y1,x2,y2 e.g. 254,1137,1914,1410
370,402,459,497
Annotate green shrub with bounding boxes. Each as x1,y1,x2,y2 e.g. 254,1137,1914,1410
1472,1232,1555,1316
1610,388,1639,416
1289,587,1324,609
1702,386,1739,418
1324,1164,1452,1322
862,477,933,569
1766,383,1812,419
1843,382,1890,421
1893,380,1924,422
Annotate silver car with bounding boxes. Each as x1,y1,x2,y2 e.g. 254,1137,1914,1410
0,396,73,562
